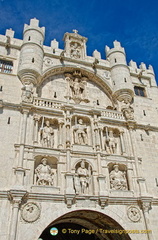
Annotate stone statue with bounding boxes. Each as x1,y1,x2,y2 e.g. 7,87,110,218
70,77,86,100
105,128,117,154
21,81,33,103
121,100,134,120
74,118,88,145
70,42,81,59
40,120,54,148
109,164,128,190
35,158,54,186
74,160,90,194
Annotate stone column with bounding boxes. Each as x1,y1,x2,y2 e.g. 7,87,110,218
33,114,41,144
99,127,105,151
127,161,134,191
141,200,154,240
15,109,29,186
64,74,72,104
58,119,64,148
65,109,71,172
120,129,126,155
8,190,27,240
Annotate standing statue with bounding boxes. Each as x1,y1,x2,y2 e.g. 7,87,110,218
21,81,34,103
105,129,117,154
40,120,54,148
74,119,88,145
109,164,128,190
70,77,86,100
70,42,81,59
74,160,90,194
35,158,54,186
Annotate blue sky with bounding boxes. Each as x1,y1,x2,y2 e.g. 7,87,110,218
0,0,158,78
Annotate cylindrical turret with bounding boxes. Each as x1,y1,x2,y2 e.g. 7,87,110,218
18,18,45,85
106,41,134,103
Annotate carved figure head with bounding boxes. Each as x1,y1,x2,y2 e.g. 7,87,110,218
81,160,86,168
113,164,119,172
41,158,47,165
78,118,83,124
45,120,50,126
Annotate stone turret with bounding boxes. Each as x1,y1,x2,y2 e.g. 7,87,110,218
18,18,45,85
106,41,134,104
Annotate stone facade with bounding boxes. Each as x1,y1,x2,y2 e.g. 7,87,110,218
0,18,158,240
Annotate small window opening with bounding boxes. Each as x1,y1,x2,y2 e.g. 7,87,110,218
7,117,10,124
0,86,2,91
53,49,55,54
134,86,146,97
40,40,42,45
140,134,143,141
124,78,127,82
54,92,57,98
97,100,99,105
143,110,146,116
32,58,34,63
113,81,115,85
28,36,31,41
114,58,117,63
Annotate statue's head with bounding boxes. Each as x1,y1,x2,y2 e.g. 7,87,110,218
78,118,83,124
81,160,85,168
41,158,47,165
45,120,50,126
113,164,119,172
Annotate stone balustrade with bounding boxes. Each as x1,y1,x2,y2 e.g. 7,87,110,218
101,110,124,120
33,97,63,109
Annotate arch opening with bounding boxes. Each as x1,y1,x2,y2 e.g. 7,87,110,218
38,210,132,240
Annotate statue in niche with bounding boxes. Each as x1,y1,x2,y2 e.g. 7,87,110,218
121,99,134,120
105,128,117,154
21,81,34,103
109,164,128,190
35,158,54,186
65,70,89,104
73,118,88,145
74,160,91,194
40,120,54,148
70,42,81,59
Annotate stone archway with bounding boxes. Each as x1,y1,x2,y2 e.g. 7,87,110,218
38,210,132,240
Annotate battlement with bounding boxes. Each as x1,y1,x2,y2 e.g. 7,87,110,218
24,18,45,36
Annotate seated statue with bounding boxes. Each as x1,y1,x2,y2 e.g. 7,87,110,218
109,164,128,190
35,158,54,186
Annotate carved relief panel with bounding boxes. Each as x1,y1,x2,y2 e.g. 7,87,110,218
73,160,93,195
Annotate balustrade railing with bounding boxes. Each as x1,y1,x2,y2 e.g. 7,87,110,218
33,97,63,109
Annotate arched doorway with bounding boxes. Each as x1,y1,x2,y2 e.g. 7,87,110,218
38,210,132,240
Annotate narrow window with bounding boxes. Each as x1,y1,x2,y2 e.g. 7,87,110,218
97,100,99,105
113,81,115,85
124,78,127,82
7,117,10,124
53,49,55,54
143,110,146,116
140,134,143,141
32,58,34,63
54,92,57,98
0,86,2,91
28,36,31,41
114,58,117,63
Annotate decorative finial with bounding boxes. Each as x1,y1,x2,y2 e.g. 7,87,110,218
73,29,78,34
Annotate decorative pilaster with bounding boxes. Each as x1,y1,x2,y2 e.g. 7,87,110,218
33,114,41,144
8,190,28,240
58,119,64,148
120,129,126,155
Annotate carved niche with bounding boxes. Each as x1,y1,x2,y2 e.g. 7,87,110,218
72,116,91,145
109,163,128,190
65,70,89,104
74,160,93,195
21,81,34,103
34,156,57,187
